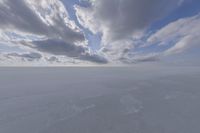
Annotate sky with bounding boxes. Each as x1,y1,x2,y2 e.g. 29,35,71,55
0,0,199,66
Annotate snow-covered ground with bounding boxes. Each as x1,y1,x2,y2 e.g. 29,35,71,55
0,67,200,133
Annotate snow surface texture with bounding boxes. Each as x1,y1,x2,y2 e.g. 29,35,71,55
0,67,200,133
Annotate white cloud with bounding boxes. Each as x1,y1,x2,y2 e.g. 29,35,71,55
147,13,200,55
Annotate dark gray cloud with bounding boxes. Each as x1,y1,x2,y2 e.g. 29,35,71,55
134,54,160,63
119,53,160,64
76,0,181,42
6,52,42,61
32,39,86,58
29,39,108,64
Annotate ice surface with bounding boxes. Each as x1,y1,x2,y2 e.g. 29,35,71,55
0,67,200,133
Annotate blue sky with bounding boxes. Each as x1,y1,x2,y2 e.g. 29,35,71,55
0,0,199,66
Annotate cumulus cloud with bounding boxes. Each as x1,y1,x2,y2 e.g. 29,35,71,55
75,0,182,62
75,0,181,42
0,0,107,64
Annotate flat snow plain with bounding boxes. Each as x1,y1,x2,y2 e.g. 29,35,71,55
0,67,200,133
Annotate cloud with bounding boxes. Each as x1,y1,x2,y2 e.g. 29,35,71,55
0,0,107,64
23,39,108,64
5,52,42,61
75,0,182,63
119,53,160,64
147,13,200,55
79,52,108,64
0,0,84,41
46,56,61,63
132,53,160,63
0,0,48,35
0,0,198,65
75,0,180,43
99,39,134,62
30,39,86,57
